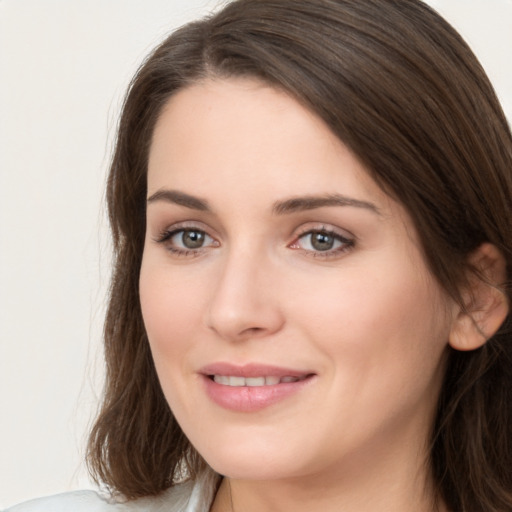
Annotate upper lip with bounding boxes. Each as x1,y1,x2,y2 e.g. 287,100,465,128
199,362,314,378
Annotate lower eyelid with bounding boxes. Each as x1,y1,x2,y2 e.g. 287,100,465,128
310,243,353,256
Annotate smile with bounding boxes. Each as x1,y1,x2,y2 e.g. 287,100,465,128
200,364,315,412
211,375,307,386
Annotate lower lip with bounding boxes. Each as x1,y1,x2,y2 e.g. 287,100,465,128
202,375,314,412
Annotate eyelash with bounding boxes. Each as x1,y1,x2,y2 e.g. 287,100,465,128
154,225,355,259
290,227,355,259
154,226,218,257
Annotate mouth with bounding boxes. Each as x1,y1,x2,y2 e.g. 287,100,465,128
209,375,309,386
199,363,316,412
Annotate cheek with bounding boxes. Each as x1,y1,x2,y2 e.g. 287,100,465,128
139,260,205,373
293,265,445,340
139,263,208,436
288,256,452,398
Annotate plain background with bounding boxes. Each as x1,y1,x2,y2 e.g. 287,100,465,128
0,0,511,507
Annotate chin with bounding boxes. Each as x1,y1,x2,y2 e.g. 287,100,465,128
194,435,313,481
206,456,301,481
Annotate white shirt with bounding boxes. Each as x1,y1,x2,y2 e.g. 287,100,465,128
3,470,220,512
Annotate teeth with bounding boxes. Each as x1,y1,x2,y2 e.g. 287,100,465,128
246,377,265,387
280,376,300,383
228,376,245,387
212,375,304,386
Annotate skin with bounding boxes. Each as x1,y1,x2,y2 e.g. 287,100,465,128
139,77,457,512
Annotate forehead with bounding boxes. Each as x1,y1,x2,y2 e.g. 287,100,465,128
149,78,334,168
148,78,385,202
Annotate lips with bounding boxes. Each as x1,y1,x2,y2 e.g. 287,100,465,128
199,363,315,412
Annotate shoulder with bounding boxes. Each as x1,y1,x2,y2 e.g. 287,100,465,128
3,471,220,512
3,490,115,512
2,486,187,512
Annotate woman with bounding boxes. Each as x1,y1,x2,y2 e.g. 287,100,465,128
6,0,511,511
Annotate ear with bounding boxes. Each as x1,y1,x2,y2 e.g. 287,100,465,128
449,243,509,351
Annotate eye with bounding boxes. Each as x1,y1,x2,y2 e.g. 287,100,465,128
303,231,339,251
155,227,218,255
172,229,211,249
290,228,354,257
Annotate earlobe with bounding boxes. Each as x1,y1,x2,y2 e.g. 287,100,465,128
449,243,509,351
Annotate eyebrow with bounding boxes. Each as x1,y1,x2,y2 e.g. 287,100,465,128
146,189,211,211
146,189,380,216
272,194,381,215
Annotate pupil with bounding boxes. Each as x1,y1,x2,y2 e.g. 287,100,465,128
182,230,204,249
311,232,334,251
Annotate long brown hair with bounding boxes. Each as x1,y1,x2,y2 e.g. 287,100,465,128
87,1,512,509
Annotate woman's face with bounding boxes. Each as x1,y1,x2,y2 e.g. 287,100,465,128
140,78,457,482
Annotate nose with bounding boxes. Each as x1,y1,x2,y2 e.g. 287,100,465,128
206,246,285,342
